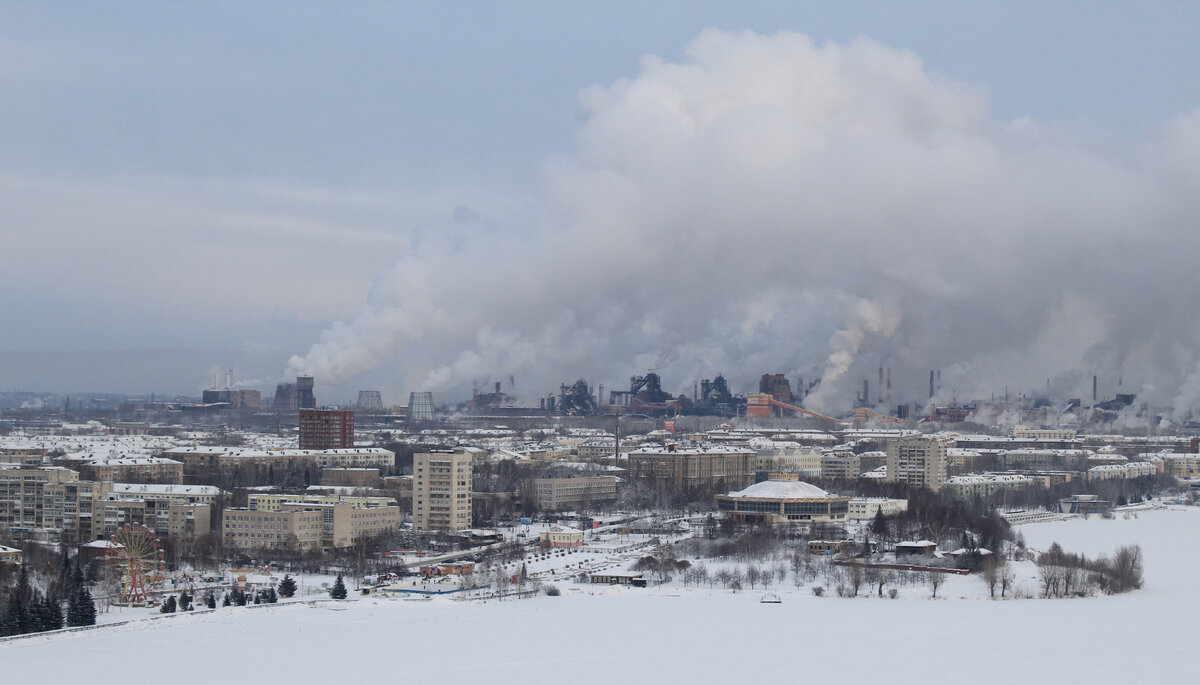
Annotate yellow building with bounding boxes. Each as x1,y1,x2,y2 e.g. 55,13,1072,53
414,449,473,531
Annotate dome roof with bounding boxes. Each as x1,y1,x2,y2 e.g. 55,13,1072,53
727,480,831,499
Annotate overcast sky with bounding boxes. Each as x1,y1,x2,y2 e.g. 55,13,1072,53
2,2,1199,412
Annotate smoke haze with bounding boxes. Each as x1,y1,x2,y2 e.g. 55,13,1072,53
288,29,1200,414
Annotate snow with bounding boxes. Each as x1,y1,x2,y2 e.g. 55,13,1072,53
3,508,1198,682
726,479,831,498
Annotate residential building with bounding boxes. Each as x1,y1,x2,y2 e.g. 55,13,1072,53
820,451,861,481
320,467,380,487
222,507,325,550
627,445,756,491
533,475,618,511
1011,426,1077,441
885,437,948,492
247,493,397,512
1155,453,1200,478
279,501,401,548
847,497,908,520
299,408,355,450
540,526,585,548
78,457,184,484
43,480,112,542
1087,462,1157,481
945,473,1036,499
414,448,473,531
0,465,78,533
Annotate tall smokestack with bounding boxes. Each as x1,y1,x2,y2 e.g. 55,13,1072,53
863,379,869,404
878,367,884,404
226,369,233,391
1093,375,1098,403
886,367,892,402
929,370,935,399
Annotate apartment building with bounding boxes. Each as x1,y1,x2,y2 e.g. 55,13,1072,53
0,465,78,533
820,452,862,481
246,493,397,512
847,497,909,520
78,457,184,484
279,501,401,548
627,446,756,491
533,475,618,511
413,449,473,531
222,507,325,550
43,480,112,541
885,437,949,492
299,408,355,450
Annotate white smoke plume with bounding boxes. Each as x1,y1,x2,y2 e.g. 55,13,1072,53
804,297,902,411
288,29,1200,414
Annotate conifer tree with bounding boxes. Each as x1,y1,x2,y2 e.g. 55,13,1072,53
222,592,231,607
278,574,297,598
204,590,216,609
330,574,347,599
160,595,177,614
66,586,97,627
40,591,63,631
263,587,277,604
178,591,192,612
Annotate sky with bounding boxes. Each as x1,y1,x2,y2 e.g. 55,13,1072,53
2,1,1199,414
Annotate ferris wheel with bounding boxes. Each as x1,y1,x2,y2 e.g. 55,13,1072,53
109,524,166,605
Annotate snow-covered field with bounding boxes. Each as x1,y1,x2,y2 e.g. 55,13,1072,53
5,508,1197,683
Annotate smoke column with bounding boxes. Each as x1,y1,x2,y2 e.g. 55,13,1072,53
288,29,1200,415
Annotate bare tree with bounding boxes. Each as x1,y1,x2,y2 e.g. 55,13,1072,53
928,571,943,599
1000,565,1015,598
848,564,865,597
983,560,999,598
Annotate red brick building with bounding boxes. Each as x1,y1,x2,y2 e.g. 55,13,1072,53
299,409,355,450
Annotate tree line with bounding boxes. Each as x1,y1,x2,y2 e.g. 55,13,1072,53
1,551,96,637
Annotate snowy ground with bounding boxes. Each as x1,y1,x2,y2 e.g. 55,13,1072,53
4,507,1198,683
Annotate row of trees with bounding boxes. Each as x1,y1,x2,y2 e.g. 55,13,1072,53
1,555,96,637
1037,542,1143,597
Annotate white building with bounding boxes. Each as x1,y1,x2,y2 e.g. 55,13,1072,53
1087,462,1158,481
847,497,908,520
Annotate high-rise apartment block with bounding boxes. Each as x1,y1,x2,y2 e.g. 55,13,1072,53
885,436,948,492
413,448,472,531
299,409,355,450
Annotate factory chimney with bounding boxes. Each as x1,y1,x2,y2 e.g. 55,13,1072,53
878,367,884,404
862,379,869,405
1093,375,1098,404
929,370,935,399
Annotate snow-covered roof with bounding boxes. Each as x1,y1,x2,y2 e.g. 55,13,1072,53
110,483,222,496
726,480,832,499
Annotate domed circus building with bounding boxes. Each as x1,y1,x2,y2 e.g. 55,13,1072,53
716,478,851,524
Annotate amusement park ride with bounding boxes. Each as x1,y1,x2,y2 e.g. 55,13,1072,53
108,524,166,606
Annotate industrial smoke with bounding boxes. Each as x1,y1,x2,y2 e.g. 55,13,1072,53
288,29,1200,415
